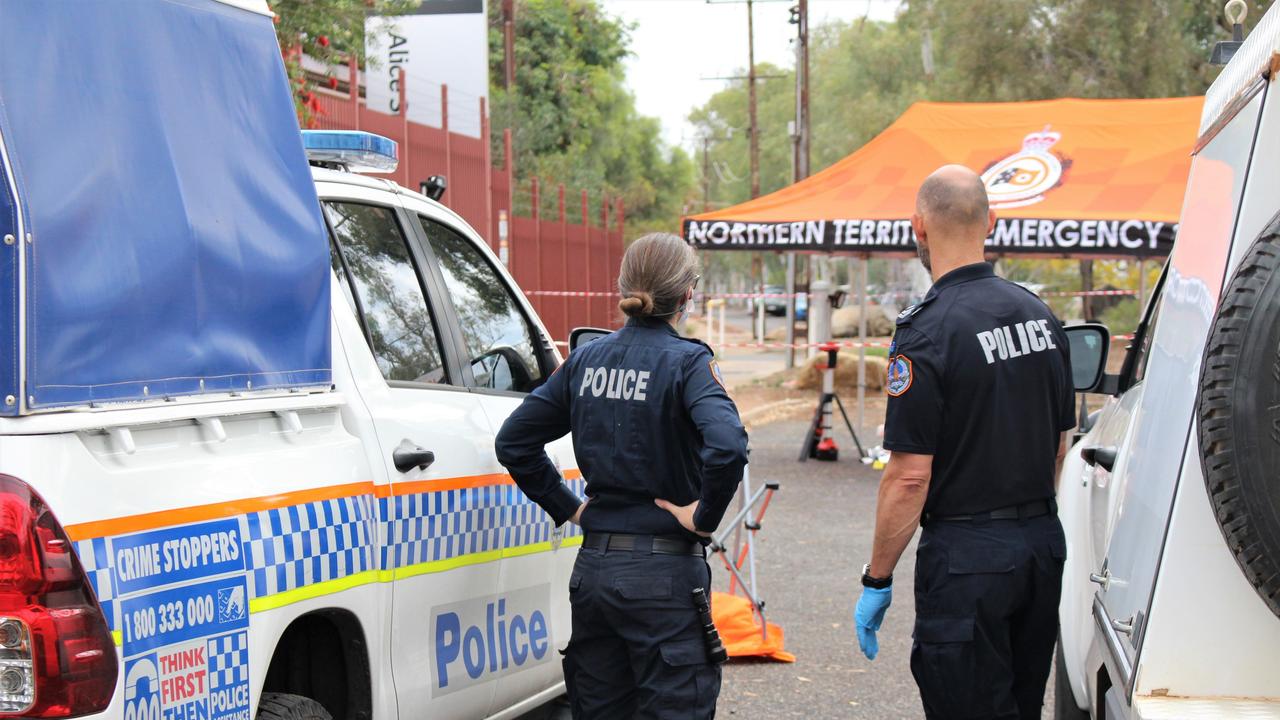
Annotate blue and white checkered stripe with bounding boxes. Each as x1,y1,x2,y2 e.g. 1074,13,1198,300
73,537,115,627
379,477,589,571
72,474,587,617
243,495,377,599
380,485,511,569
208,632,249,690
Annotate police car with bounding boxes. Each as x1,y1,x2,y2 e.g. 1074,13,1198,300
0,2,578,719
1054,3,1280,717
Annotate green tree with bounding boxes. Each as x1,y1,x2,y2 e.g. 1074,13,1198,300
271,0,416,126
690,0,1259,297
488,0,696,234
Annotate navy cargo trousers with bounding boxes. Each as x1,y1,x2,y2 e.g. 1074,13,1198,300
562,541,721,719
911,514,1067,720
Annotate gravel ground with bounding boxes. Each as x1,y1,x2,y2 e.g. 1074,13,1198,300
521,418,1059,719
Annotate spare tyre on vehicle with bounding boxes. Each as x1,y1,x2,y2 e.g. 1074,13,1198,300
1199,223,1280,619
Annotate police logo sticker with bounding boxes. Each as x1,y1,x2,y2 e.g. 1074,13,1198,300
981,126,1070,209
709,360,726,390
886,356,913,397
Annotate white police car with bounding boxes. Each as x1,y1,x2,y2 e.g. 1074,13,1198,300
0,2,578,718
1054,3,1280,717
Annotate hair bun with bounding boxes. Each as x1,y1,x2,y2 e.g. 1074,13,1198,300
618,291,655,317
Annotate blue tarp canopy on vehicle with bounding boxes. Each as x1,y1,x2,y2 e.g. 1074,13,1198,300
0,0,331,414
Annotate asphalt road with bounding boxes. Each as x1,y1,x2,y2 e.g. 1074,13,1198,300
519,420,1059,719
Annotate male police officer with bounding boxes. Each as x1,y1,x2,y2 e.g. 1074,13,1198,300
496,232,747,719
854,166,1075,720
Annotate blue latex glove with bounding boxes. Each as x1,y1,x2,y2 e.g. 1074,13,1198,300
854,585,893,660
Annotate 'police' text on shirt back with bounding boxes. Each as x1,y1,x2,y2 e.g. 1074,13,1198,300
976,320,1059,365
579,367,651,401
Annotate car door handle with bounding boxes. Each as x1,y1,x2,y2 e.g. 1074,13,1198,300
1089,570,1111,589
1111,615,1135,636
1081,445,1118,472
393,446,435,473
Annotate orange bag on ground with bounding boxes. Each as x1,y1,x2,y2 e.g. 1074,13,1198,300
711,591,795,663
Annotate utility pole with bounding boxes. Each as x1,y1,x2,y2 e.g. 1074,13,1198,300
747,0,760,199
707,0,787,341
784,0,810,368
702,135,711,212
795,0,810,181
502,0,515,91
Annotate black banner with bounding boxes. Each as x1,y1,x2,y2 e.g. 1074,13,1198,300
682,217,1175,257
413,0,484,15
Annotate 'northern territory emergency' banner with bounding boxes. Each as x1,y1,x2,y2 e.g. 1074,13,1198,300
682,97,1202,259
682,217,1176,256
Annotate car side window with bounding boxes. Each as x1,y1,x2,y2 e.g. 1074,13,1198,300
418,215,544,393
329,239,361,317
326,202,449,385
1121,264,1167,389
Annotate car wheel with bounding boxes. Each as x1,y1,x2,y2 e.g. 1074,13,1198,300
1053,638,1089,720
256,693,333,720
1199,228,1280,619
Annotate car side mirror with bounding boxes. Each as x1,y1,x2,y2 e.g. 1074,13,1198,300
569,327,611,352
1065,323,1112,393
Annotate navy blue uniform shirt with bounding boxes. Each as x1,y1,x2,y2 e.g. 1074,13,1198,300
882,262,1075,516
495,317,749,538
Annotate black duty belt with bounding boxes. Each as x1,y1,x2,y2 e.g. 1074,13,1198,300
583,533,704,556
922,499,1056,526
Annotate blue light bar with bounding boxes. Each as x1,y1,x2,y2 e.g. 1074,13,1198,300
301,130,398,173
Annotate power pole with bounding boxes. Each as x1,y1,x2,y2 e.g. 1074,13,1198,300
747,0,760,199
706,0,788,342
702,135,711,212
785,0,811,367
502,0,515,91
795,0,810,181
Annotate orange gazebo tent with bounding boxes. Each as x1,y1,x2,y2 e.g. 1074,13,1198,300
683,97,1205,258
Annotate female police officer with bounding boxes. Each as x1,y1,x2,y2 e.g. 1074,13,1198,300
496,232,748,719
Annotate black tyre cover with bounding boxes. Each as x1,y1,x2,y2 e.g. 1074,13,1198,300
1199,230,1280,619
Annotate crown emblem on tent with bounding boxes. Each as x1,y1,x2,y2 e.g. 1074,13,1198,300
981,124,1069,209
1021,125,1061,154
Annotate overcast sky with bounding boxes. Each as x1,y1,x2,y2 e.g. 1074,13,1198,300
602,0,900,151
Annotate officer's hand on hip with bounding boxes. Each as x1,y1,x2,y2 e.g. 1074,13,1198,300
570,500,588,527
654,499,711,538
854,585,893,660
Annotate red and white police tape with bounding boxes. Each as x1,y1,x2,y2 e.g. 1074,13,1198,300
1040,289,1137,298
554,335,1134,350
526,289,1137,299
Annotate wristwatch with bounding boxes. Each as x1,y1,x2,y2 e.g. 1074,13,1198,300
861,563,893,589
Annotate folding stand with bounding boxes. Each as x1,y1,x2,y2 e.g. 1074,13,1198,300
709,465,779,640
798,342,866,462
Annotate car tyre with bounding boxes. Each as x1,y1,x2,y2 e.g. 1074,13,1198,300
256,692,333,720
1053,638,1089,720
1199,229,1280,619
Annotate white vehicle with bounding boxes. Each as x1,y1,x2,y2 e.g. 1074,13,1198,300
0,3,579,719
1055,4,1280,718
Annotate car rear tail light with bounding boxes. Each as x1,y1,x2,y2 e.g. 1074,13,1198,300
0,475,116,717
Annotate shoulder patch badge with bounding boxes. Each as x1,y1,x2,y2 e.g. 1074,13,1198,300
886,355,913,397
709,359,726,390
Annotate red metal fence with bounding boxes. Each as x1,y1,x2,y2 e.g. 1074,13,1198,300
312,61,624,342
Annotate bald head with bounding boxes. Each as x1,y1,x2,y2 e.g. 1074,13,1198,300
910,165,995,277
916,165,990,232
